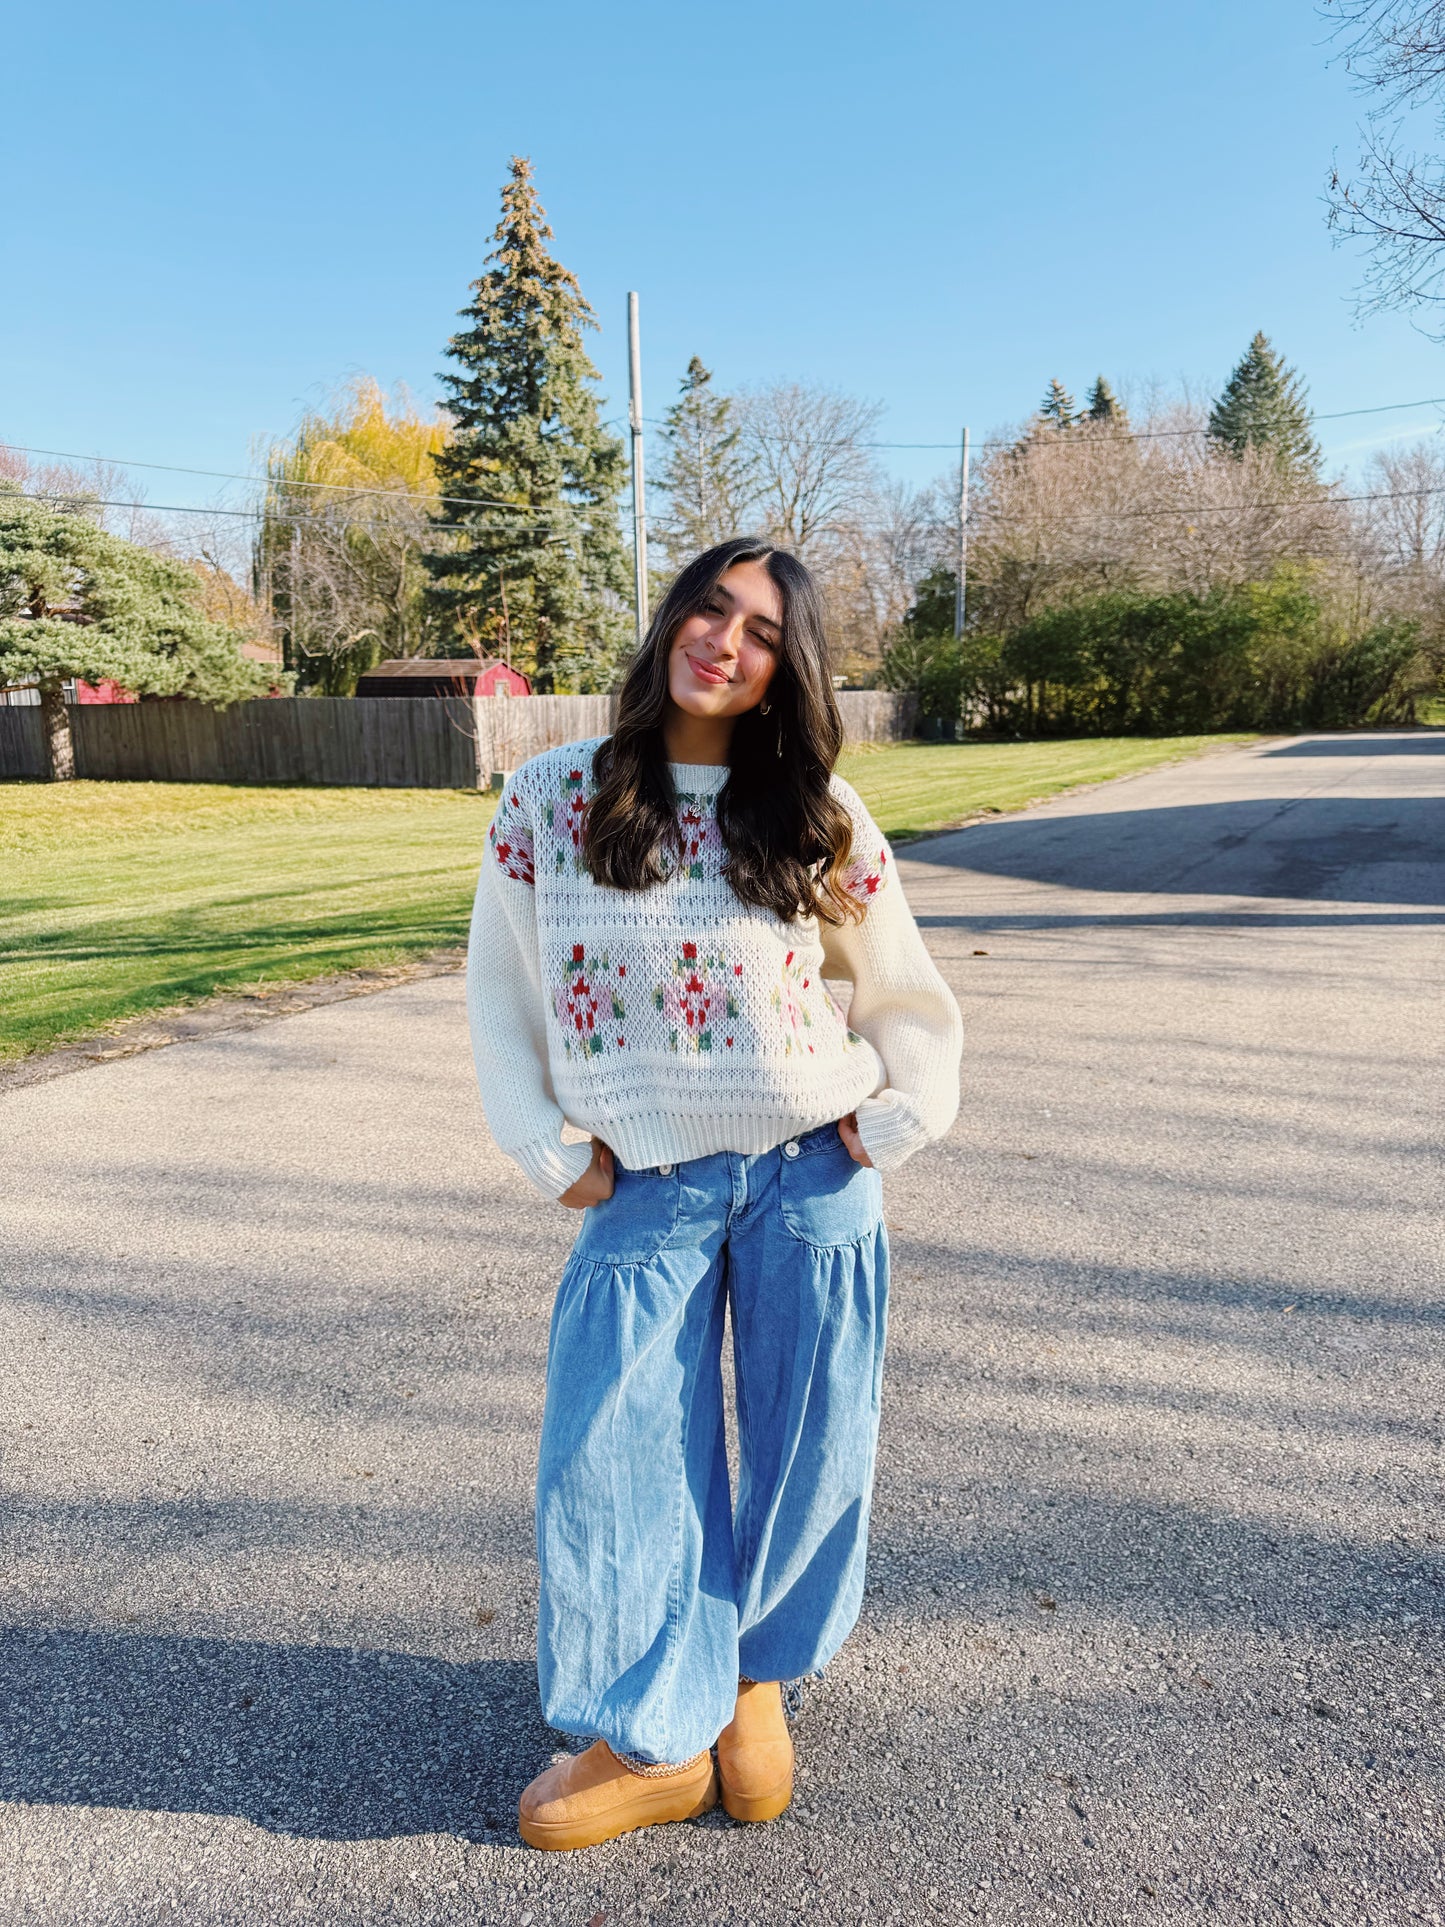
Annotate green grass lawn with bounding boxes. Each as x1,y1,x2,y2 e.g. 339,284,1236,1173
1,732,1251,1060
1,783,497,1060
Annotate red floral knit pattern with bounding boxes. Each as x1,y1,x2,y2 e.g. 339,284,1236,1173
675,794,724,880
488,788,537,885
554,943,626,1058
654,941,741,1053
545,766,592,874
842,844,888,902
772,949,818,1056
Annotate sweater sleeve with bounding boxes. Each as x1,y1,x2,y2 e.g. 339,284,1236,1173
818,779,963,1173
465,780,594,1201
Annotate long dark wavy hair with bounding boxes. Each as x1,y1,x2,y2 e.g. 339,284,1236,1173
585,537,862,925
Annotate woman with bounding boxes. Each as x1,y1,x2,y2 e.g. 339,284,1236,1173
466,537,962,1851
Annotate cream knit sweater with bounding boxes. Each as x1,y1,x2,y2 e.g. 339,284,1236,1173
465,738,962,1199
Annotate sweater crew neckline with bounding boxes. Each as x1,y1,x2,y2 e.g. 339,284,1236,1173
668,760,729,793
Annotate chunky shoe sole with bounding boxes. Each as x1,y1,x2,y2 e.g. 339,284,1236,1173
519,1761,719,1851
720,1773,793,1824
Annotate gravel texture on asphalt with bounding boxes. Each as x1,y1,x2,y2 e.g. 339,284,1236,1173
1,731,1441,1927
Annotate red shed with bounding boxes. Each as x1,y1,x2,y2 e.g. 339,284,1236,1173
75,679,138,704
355,658,531,698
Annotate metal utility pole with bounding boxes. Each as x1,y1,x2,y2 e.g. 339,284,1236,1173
954,425,971,638
627,292,649,644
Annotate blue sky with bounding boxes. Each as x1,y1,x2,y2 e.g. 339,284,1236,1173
4,0,1442,520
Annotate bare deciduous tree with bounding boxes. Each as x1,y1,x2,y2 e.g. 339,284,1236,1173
1361,434,1445,565
965,403,1350,635
722,383,890,672
735,384,882,560
1324,0,1445,323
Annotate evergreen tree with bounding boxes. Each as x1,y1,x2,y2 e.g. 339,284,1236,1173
653,357,756,568
1207,333,1320,480
0,485,275,779
423,157,630,691
1084,375,1129,428
1038,378,1078,429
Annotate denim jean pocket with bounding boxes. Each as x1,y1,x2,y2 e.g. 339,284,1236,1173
778,1135,884,1250
572,1162,683,1265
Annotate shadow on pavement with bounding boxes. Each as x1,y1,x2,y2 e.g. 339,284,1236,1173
904,796,1445,909
0,1624,549,1843
864,1476,1445,1639
918,908,1445,928
1263,735,1445,757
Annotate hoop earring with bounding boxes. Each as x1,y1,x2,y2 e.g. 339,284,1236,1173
760,701,772,716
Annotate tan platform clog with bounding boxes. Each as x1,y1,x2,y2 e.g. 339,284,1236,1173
518,1739,718,1851
716,1678,794,1823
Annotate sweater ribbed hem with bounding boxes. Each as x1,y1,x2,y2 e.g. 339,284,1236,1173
542,1097,878,1178
512,1133,595,1201
854,1093,928,1173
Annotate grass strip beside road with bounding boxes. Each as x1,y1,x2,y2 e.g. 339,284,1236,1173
1,733,1251,1060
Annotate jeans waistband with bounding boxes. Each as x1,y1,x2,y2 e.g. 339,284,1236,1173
623,1121,846,1178
784,1121,846,1160
639,1122,842,1176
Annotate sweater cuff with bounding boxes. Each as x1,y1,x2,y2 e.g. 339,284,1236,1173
854,1093,928,1174
511,1133,595,1201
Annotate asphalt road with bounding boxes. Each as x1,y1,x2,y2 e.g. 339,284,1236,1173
1,731,1441,1927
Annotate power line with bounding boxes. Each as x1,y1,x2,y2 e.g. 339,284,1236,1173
643,392,1445,449
6,391,1445,498
911,392,1445,449
0,442,556,515
5,490,571,535
10,478,1445,532
1004,481,1445,524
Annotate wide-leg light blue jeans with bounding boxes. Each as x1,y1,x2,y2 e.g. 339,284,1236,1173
534,1121,889,1766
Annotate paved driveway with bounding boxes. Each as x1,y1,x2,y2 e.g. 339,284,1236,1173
1,732,1441,1926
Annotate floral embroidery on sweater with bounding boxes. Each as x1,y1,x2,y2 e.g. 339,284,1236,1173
654,941,741,1053
842,844,888,902
772,949,819,1055
674,794,724,880
545,766,592,875
554,942,626,1057
488,788,536,885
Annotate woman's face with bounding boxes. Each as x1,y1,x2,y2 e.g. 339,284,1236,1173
666,560,784,723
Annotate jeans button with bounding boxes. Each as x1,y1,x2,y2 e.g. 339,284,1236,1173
657,1162,674,1176
782,1139,800,1160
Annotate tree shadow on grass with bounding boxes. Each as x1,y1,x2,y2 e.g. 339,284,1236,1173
0,1624,548,1844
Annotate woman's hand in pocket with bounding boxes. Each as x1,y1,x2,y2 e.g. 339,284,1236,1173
559,1137,615,1209
837,1112,874,1168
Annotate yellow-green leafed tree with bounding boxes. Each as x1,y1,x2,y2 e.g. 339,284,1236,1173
256,378,452,694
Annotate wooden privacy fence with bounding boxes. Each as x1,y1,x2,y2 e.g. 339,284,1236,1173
0,690,919,787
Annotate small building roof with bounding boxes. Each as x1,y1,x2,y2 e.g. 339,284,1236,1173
361,658,506,680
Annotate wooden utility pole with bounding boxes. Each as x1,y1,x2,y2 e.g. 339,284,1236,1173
628,292,649,644
954,425,971,638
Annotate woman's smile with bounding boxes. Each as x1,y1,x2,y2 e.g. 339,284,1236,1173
685,654,732,687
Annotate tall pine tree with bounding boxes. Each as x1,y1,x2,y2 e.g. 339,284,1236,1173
1207,333,1320,481
654,357,756,568
1038,378,1078,428
1084,375,1129,428
424,157,629,691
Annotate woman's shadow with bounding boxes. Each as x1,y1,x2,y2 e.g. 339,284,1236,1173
0,1624,553,1843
